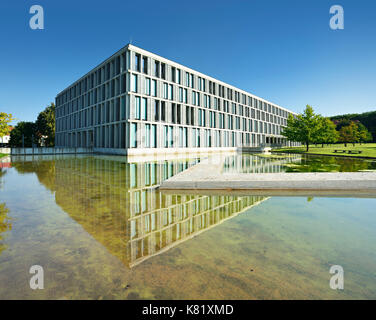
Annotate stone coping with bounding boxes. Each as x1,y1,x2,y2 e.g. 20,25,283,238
159,157,376,196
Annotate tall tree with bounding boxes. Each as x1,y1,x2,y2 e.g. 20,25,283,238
315,118,338,147
35,103,55,147
338,121,358,147
281,105,322,151
357,122,373,144
0,112,15,138
331,110,376,143
9,122,37,147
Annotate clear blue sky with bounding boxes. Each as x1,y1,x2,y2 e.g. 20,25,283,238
1,0,375,124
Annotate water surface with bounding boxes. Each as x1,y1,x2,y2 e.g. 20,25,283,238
0,154,375,299
222,153,376,173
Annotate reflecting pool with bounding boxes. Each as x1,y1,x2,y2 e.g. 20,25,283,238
222,153,376,173
0,154,375,299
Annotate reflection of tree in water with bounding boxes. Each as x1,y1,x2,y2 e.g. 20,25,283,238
285,155,376,172
0,169,12,255
0,168,5,188
11,160,56,192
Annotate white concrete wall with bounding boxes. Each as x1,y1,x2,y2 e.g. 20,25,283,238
0,148,10,154
10,147,93,155
0,135,10,144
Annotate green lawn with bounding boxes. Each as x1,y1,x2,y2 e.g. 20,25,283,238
272,143,376,159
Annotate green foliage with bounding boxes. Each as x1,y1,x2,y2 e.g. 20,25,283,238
338,121,358,146
331,111,376,142
0,112,15,138
35,103,55,147
281,105,322,151
315,117,338,146
357,123,373,144
9,122,37,147
8,102,55,148
273,143,376,159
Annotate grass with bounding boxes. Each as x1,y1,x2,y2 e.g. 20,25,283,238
0,153,8,159
272,143,376,159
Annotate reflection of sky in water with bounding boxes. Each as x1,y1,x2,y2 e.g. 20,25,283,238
0,155,375,300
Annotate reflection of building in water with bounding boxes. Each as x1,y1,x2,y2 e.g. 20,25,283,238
223,153,302,174
16,156,270,268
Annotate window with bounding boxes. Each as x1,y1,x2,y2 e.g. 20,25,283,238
177,104,181,124
151,124,157,148
228,115,233,130
179,87,183,102
192,128,196,147
154,100,160,121
172,103,176,123
131,74,138,92
179,127,184,147
168,84,173,100
142,56,148,74
209,111,216,128
151,79,157,97
154,61,160,77
121,73,127,93
177,69,181,84
142,98,147,120
161,101,166,121
130,123,137,148
183,88,187,103
161,63,166,79
164,126,168,147
145,124,150,147
135,54,141,72
169,126,173,147
135,96,141,119
163,83,168,99
184,127,188,147
145,78,151,95
171,67,176,82
185,72,190,87
206,129,212,147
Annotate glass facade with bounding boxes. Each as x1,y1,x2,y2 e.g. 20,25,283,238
55,44,299,152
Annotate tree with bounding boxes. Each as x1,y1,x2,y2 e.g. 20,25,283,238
35,103,55,147
331,111,376,143
338,121,358,147
334,118,352,131
0,112,15,138
357,123,373,144
9,122,37,147
315,118,338,147
281,105,322,151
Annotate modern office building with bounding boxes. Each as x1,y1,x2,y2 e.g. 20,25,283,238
55,44,299,155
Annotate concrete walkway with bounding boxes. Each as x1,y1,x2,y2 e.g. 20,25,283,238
159,158,376,197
